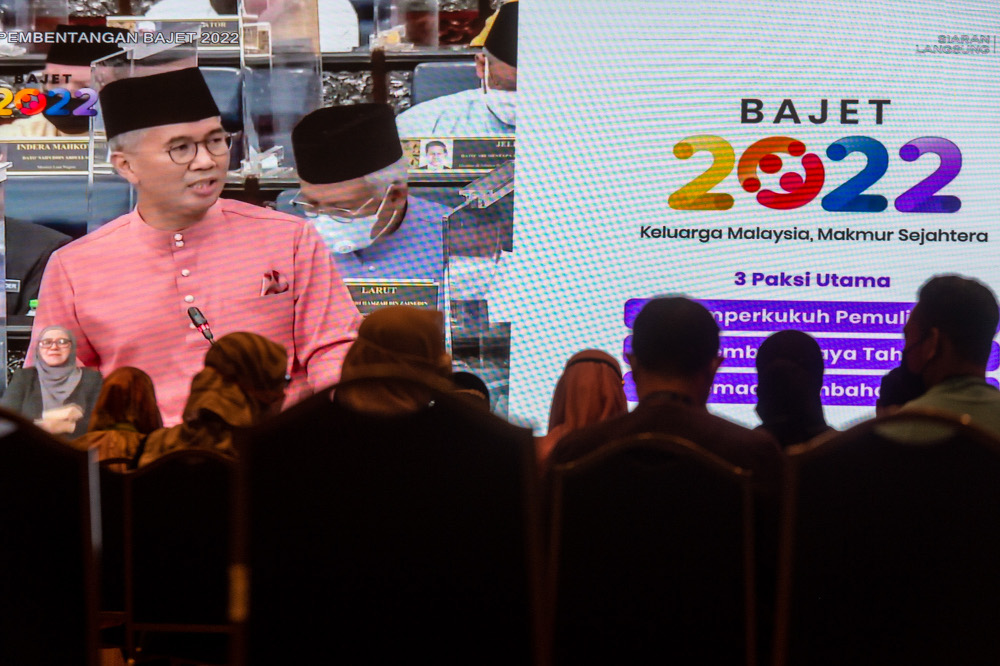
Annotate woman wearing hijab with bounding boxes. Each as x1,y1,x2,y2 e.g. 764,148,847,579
754,330,833,448
138,332,288,466
336,305,454,415
536,349,629,466
1,325,102,438
73,367,163,469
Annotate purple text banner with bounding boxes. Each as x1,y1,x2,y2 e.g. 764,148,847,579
624,336,1000,373
624,298,914,334
624,371,1000,406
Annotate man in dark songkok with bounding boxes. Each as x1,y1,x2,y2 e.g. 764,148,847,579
280,103,447,293
395,1,518,136
139,331,288,465
29,67,361,426
754,330,833,448
0,25,130,137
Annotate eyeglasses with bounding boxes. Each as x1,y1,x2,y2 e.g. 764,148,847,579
39,338,71,349
165,133,233,165
291,184,392,219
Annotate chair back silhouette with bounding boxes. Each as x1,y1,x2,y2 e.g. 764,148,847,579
774,411,1000,666
0,409,100,666
548,433,756,666
412,61,480,105
124,449,235,664
233,374,542,665
99,461,129,617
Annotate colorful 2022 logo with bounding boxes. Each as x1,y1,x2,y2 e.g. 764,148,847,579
0,87,99,118
668,135,961,214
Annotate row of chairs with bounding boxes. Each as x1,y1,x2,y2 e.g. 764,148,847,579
3,392,999,665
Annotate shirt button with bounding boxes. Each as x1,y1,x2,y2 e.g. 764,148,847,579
184,295,194,303
368,265,376,272
175,240,185,247
174,233,183,241
181,269,191,277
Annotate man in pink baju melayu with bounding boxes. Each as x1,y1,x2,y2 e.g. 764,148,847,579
29,67,362,425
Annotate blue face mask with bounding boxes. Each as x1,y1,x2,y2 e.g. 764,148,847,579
281,185,400,254
311,211,383,254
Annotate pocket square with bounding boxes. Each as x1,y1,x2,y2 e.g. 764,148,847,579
260,269,289,296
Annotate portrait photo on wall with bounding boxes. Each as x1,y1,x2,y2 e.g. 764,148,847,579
418,139,454,171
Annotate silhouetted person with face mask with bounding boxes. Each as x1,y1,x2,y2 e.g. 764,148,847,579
900,274,1000,436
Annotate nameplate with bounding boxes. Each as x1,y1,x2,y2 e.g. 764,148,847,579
404,138,515,173
107,16,241,50
5,279,20,293
345,280,439,315
0,139,89,174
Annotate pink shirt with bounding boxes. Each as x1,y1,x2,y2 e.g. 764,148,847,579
30,199,362,426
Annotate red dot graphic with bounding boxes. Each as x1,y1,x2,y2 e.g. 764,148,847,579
780,172,803,192
788,140,806,157
760,153,782,174
743,177,761,193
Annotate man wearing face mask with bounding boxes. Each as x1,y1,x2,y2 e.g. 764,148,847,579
281,104,446,288
0,25,129,138
394,1,517,137
899,274,1000,436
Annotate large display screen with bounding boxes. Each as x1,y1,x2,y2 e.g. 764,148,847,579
499,0,1000,430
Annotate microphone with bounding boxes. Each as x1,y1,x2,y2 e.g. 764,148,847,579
188,307,215,345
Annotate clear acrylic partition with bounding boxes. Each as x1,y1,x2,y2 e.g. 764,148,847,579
27,0,69,54
86,36,201,233
443,160,514,414
0,0,31,56
0,159,9,391
239,0,323,177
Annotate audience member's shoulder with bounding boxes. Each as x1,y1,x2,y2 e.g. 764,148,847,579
707,409,782,449
547,412,630,468
5,219,72,248
428,391,529,440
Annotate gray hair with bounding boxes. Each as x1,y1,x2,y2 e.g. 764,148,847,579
362,156,409,195
108,127,149,153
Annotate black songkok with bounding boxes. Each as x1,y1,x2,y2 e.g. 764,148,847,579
484,2,518,68
99,67,221,139
46,25,131,67
292,104,403,185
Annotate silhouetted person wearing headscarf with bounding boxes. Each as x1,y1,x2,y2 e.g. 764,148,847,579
537,349,628,465
754,330,833,448
74,367,163,469
139,332,288,465
335,306,454,414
